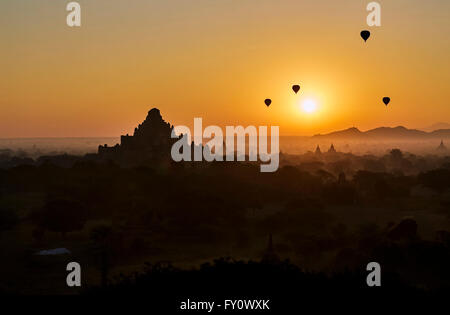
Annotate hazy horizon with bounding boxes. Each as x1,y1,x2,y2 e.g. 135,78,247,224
0,121,449,139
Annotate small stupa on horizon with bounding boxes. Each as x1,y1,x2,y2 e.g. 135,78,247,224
328,143,336,153
437,140,447,151
315,145,322,155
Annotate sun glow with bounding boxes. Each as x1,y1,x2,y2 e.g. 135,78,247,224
301,99,318,113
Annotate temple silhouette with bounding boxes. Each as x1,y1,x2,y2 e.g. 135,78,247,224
98,108,180,166
328,143,336,153
314,143,337,156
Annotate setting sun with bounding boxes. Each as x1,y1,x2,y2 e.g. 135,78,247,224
301,99,318,114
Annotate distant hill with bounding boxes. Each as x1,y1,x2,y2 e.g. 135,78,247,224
422,122,450,132
313,127,363,139
313,126,450,140
430,129,450,138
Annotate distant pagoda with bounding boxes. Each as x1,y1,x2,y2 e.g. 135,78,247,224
437,140,447,151
328,143,336,153
315,145,322,155
261,234,280,264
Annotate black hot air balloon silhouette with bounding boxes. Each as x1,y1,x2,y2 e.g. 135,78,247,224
264,99,272,107
383,97,390,106
292,85,300,94
360,30,370,42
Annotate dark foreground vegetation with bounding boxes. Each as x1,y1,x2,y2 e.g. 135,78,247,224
0,149,449,298
84,258,448,312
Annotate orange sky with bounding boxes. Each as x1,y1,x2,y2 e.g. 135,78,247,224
1,0,449,137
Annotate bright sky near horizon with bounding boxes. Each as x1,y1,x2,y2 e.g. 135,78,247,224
1,0,449,137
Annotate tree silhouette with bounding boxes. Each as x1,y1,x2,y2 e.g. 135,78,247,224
32,199,87,238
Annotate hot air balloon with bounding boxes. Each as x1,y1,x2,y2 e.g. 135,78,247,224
360,30,370,42
264,99,272,107
292,85,300,94
383,97,390,106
